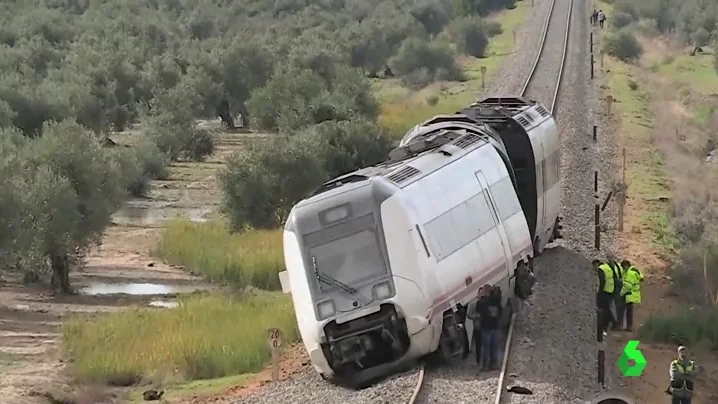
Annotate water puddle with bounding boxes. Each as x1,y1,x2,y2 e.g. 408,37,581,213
149,300,179,309
80,282,207,296
111,204,211,227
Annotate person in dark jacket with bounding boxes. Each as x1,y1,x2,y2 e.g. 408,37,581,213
467,285,491,365
479,286,503,370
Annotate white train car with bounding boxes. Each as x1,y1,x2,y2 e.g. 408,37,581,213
402,97,562,253
279,97,561,387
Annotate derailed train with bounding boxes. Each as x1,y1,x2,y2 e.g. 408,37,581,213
278,97,562,386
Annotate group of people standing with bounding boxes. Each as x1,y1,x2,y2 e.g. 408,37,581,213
591,9,607,28
593,253,642,336
594,255,699,403
466,284,503,371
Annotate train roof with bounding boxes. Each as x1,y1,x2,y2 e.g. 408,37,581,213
299,97,551,205
401,97,550,146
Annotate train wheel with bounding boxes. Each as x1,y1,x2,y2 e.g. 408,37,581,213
514,261,536,301
438,319,469,366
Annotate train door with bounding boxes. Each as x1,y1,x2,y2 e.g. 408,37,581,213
475,171,513,282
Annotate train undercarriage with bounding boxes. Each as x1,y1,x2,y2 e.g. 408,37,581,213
433,261,537,366
320,304,410,386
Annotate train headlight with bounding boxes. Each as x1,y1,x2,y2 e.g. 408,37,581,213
373,281,393,300
317,300,336,319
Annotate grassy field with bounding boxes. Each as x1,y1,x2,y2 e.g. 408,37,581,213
640,307,718,349
62,292,297,385
596,0,718,346
602,51,679,256
153,220,284,290
127,374,255,403
377,0,532,138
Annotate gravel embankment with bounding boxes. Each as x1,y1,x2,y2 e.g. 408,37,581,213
502,0,621,401
520,0,570,108
481,0,554,98
235,367,420,404
232,2,556,404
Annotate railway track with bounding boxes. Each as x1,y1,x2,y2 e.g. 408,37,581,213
407,0,572,402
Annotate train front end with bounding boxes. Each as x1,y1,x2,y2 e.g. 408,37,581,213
281,177,430,385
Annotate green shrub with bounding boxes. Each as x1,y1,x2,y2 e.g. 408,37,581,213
635,18,659,37
182,128,215,161
483,20,503,38
612,11,634,29
603,29,643,62
389,37,464,87
691,27,711,47
448,17,490,58
640,308,718,350
134,138,170,181
303,119,393,179
220,136,327,230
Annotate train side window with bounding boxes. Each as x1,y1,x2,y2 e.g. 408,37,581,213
543,152,559,188
466,192,495,237
424,191,496,262
490,177,523,221
425,213,453,260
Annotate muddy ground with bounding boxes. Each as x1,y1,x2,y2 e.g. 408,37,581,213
0,122,263,404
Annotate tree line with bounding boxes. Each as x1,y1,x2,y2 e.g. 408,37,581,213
0,0,520,292
602,0,718,63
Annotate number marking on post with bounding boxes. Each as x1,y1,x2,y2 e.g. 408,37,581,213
267,328,284,381
268,327,284,350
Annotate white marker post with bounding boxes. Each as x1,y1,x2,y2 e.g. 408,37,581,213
480,66,487,90
267,328,284,381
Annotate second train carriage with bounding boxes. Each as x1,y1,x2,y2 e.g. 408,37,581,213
402,97,562,253
278,97,562,386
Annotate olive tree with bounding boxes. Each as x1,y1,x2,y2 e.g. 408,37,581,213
23,120,127,293
220,136,327,231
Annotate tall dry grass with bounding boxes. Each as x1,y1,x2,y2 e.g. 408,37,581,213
62,292,298,384
153,220,284,290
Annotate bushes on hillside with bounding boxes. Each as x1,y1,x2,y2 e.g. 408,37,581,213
247,64,378,133
691,27,711,47
220,119,393,231
603,28,643,62
390,37,464,89
449,17,490,58
612,11,633,29
220,136,327,230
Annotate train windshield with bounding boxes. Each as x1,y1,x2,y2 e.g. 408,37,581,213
308,228,386,290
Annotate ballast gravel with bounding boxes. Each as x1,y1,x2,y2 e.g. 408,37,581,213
233,367,420,404
503,0,622,402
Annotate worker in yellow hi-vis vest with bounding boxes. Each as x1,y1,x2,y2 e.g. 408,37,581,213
668,346,698,404
594,259,617,337
619,259,643,332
